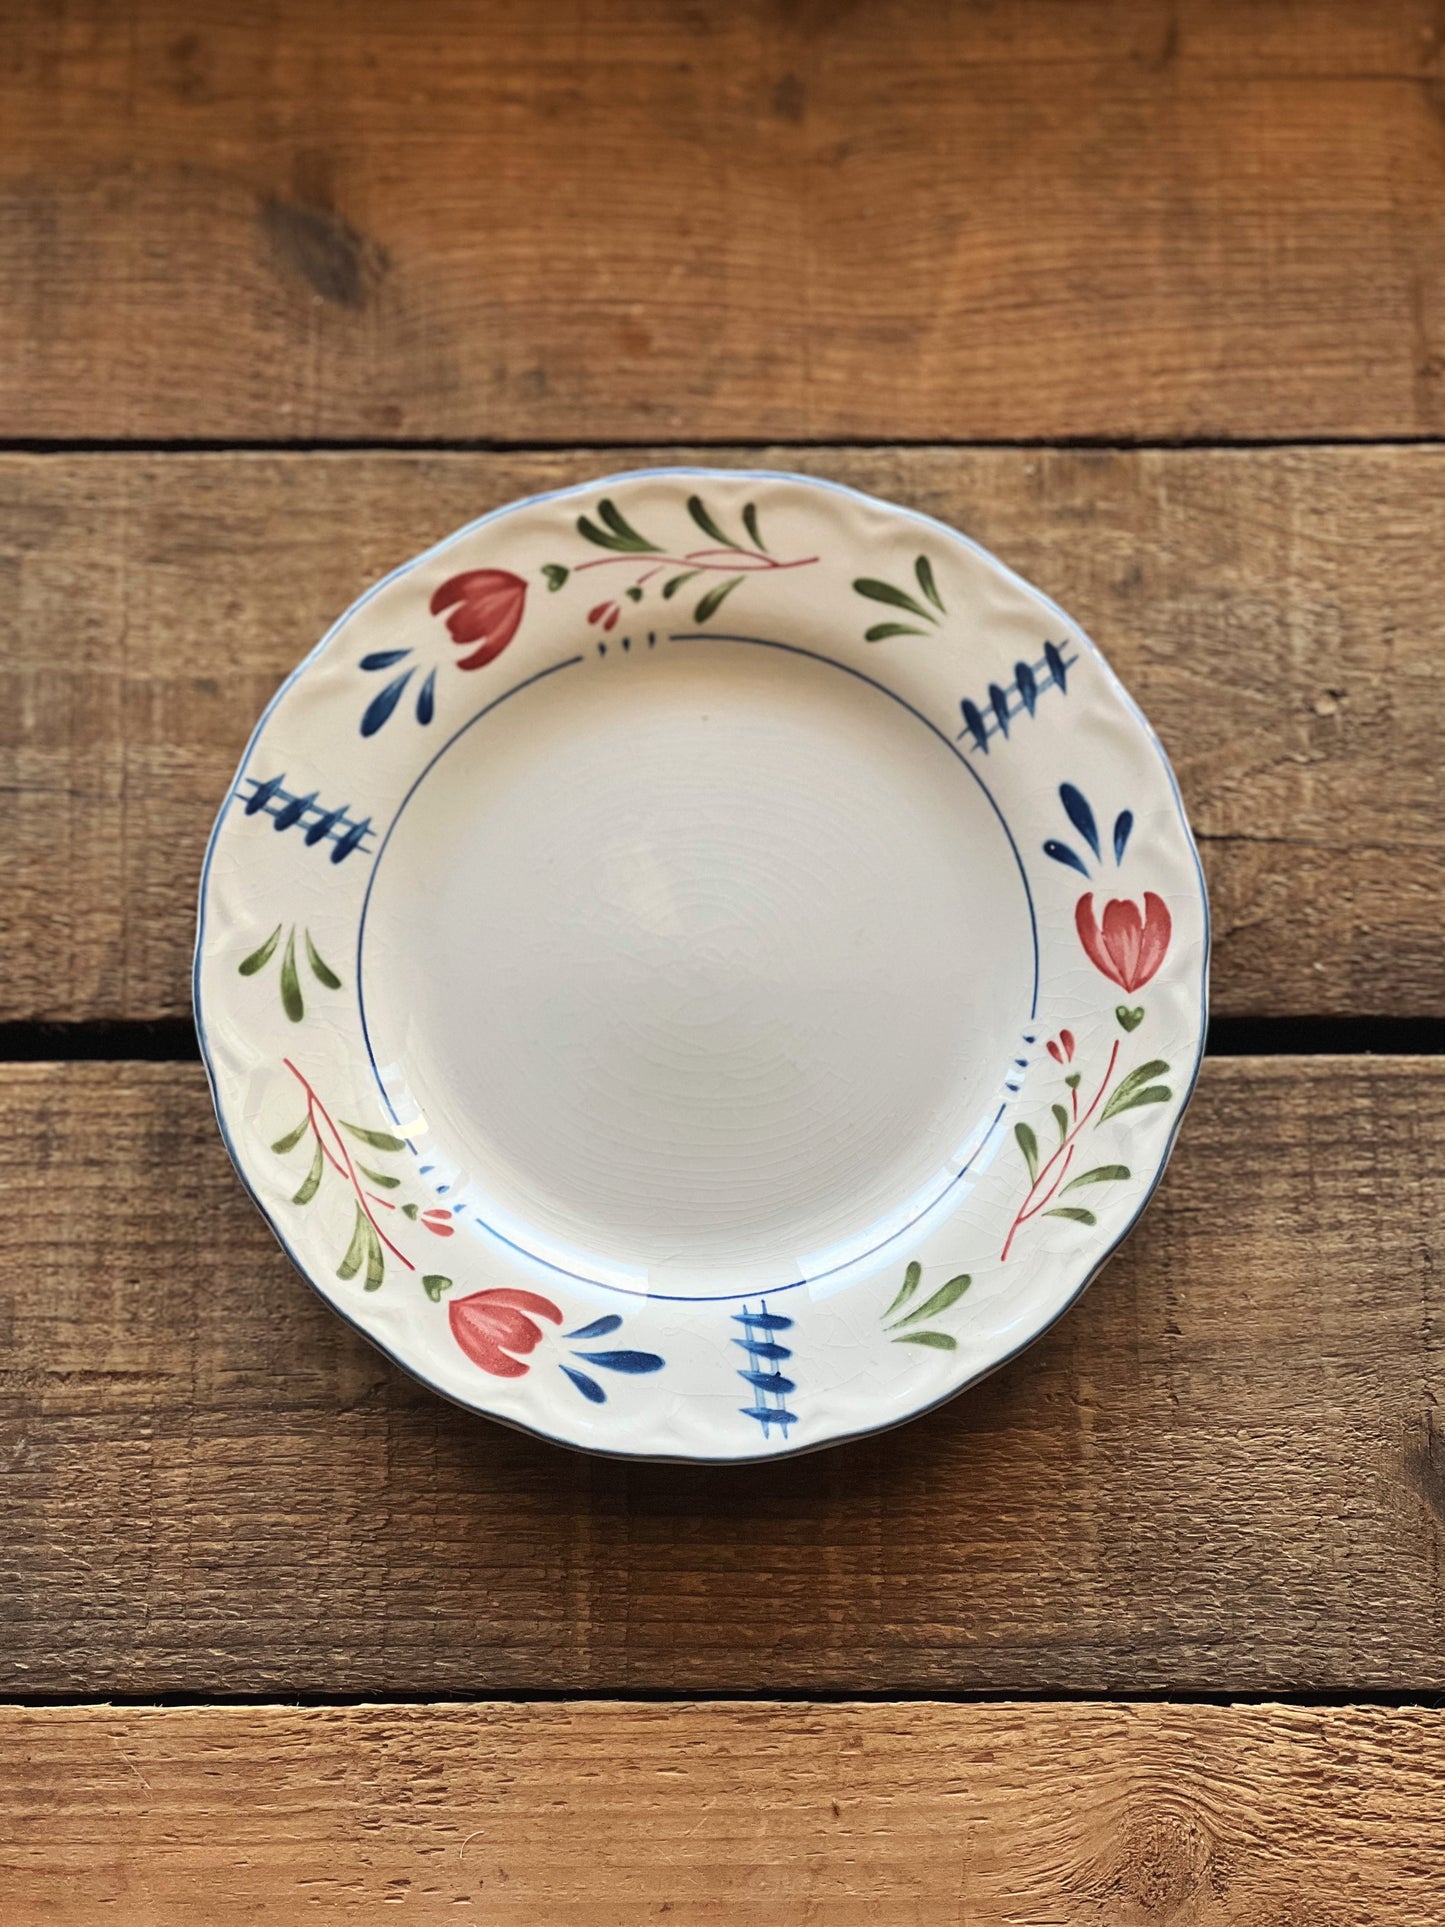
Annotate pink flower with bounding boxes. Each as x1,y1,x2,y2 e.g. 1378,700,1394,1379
449,1288,562,1378
1075,892,1172,993
429,570,528,669
1045,1029,1076,1065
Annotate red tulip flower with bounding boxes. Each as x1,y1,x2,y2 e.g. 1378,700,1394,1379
1075,892,1172,993
449,1288,563,1378
430,570,528,669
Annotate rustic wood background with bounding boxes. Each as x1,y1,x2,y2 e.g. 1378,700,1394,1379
2,0,1443,1919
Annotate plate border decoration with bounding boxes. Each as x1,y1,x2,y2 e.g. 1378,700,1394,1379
194,466,1211,1464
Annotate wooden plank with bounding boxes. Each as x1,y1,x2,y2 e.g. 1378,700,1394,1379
1,0,1443,442
2,1056,1441,1696
2,445,1441,1024
3,1701,1444,1922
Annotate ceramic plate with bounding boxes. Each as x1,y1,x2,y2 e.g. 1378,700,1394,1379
195,469,1208,1461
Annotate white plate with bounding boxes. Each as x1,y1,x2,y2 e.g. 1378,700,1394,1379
195,469,1208,1460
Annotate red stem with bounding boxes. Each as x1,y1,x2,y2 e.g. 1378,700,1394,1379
999,1039,1120,1262
283,1059,415,1272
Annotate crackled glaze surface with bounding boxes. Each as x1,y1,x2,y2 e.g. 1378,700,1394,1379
195,469,1208,1459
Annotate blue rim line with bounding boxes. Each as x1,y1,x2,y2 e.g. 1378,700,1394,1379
352,626,1038,1303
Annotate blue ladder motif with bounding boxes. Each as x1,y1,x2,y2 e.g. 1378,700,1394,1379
734,1302,797,1440
237,773,375,863
959,641,1078,754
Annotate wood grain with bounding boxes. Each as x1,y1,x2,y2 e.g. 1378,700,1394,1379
3,445,1442,1025
4,1701,1444,1923
1,0,1443,442
2,1056,1440,1697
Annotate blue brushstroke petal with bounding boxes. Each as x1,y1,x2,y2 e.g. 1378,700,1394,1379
360,648,412,672
733,1338,791,1362
361,669,414,737
571,1348,664,1375
1113,809,1134,863
415,668,437,726
740,1405,798,1428
960,699,989,752
330,816,371,863
989,684,1011,738
1043,839,1090,878
272,789,315,831
739,1370,797,1395
243,772,285,815
1044,640,1069,692
1015,660,1038,715
1059,783,1099,858
730,1310,793,1330
560,1365,606,1403
304,807,340,845
567,1315,623,1341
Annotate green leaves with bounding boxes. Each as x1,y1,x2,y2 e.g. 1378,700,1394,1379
854,557,945,640
341,1120,408,1152
271,1114,311,1155
280,928,304,1023
694,576,742,624
686,494,732,547
1062,1164,1130,1192
337,1205,367,1280
881,1264,971,1351
662,570,701,599
238,923,340,1022
423,1274,453,1301
337,1204,385,1290
357,1164,400,1189
889,1274,971,1331
541,563,569,591
915,555,945,613
742,502,766,552
1045,1206,1097,1226
1100,1059,1172,1123
854,577,933,621
577,498,660,554
1051,1103,1069,1143
306,933,341,991
1015,1120,1039,1182
1116,1004,1145,1033
292,1136,324,1205
883,1259,923,1320
239,924,282,976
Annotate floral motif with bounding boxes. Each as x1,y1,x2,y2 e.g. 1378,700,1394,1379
543,493,818,633
449,1295,665,1403
996,784,1179,1262
271,1060,453,1294
450,1288,562,1377
238,923,341,1023
734,1304,796,1437
357,571,530,736
852,554,947,641
1001,1027,1173,1262
959,642,1076,754
879,1262,971,1350
430,569,528,669
1075,891,1172,993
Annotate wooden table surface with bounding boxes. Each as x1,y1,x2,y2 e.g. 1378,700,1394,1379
2,2,1443,1919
